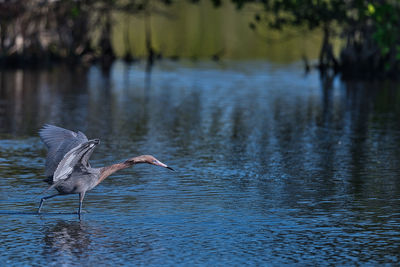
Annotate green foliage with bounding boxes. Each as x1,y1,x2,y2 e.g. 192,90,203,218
233,0,348,29
237,0,400,78
70,6,80,18
369,3,400,58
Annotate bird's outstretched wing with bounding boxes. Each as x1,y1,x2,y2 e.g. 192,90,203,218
39,124,88,177
52,139,100,183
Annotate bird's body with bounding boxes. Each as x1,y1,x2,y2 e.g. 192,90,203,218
51,168,101,195
37,124,173,217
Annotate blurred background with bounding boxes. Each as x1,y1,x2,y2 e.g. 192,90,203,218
1,0,400,265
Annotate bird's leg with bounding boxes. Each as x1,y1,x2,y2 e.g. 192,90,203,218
78,192,86,216
37,194,60,213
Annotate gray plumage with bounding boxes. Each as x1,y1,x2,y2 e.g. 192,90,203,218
39,124,89,178
48,139,100,191
37,124,174,218
53,140,97,182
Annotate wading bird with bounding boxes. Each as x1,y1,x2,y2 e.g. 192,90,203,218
38,124,173,216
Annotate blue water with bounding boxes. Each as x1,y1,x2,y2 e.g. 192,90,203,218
1,61,400,265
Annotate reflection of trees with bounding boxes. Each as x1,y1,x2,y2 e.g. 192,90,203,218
2,63,400,209
218,73,400,213
230,104,248,153
169,90,202,153
0,67,88,135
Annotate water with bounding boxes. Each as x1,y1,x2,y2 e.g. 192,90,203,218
1,61,400,265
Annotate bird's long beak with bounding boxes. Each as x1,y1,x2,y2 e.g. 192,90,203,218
153,160,175,171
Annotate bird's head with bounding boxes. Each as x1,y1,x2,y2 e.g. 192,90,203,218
125,155,174,171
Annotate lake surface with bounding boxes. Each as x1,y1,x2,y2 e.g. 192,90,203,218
1,61,400,265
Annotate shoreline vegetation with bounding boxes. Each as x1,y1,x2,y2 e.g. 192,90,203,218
244,0,400,80
1,1,400,80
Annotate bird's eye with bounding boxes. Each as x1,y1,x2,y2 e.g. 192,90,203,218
153,160,157,163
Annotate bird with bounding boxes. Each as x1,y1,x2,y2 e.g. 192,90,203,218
37,124,174,217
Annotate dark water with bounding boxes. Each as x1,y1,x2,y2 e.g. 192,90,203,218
1,61,400,265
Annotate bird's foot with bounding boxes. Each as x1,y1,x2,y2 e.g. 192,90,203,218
76,210,89,214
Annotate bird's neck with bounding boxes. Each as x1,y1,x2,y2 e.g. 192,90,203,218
96,157,145,185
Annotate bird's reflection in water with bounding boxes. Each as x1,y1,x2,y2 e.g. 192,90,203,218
42,220,92,263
